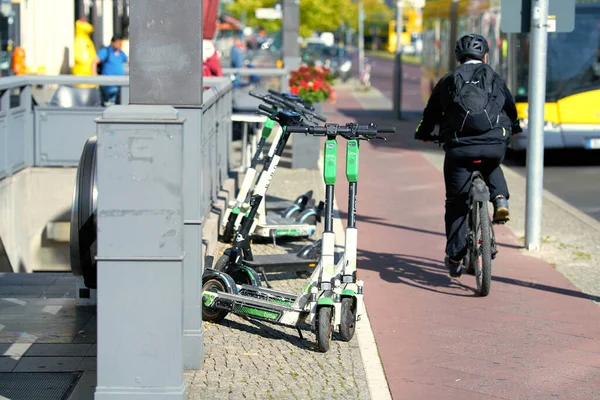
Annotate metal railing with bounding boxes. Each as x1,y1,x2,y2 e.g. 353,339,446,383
0,71,289,185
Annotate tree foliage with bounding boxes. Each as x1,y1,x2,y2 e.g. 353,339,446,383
225,0,393,37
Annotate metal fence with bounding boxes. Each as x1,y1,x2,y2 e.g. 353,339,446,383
0,71,288,203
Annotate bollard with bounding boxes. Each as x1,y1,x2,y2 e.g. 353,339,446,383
95,105,186,399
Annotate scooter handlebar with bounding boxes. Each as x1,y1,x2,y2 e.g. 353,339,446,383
376,126,396,134
258,104,276,115
286,123,395,139
265,90,326,122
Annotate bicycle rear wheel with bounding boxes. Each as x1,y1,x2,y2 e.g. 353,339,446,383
475,201,493,297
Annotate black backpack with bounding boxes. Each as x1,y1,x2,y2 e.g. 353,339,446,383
448,64,505,135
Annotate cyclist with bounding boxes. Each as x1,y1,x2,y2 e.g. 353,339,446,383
414,33,521,278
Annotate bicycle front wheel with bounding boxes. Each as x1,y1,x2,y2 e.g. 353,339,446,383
476,201,493,297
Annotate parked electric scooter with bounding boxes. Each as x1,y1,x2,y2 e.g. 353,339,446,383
202,119,394,352
223,90,327,244
221,111,317,243
216,94,329,281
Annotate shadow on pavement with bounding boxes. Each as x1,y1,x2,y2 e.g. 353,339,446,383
492,275,600,303
217,318,316,352
357,249,600,303
338,211,523,251
357,250,477,297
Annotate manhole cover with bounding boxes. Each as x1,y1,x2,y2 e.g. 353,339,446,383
0,372,80,400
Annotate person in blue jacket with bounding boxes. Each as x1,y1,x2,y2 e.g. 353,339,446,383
93,36,129,105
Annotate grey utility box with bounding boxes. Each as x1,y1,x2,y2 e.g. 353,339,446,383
94,104,187,399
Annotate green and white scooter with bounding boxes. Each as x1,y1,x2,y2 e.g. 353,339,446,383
221,91,326,243
202,121,393,351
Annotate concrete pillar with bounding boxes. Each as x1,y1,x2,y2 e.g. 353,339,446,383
282,0,301,72
282,0,319,169
94,105,186,399
128,0,205,370
129,0,203,106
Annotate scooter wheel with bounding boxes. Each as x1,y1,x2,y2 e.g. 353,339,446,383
221,214,236,243
202,279,229,323
339,297,356,342
316,307,333,352
282,204,301,219
214,254,230,272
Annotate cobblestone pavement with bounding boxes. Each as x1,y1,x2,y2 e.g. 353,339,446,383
185,121,372,399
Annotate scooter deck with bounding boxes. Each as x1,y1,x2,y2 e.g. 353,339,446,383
243,253,319,273
265,198,296,211
206,290,307,325
253,221,317,239
238,284,297,305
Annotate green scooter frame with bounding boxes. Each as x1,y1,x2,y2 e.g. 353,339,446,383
334,138,364,341
202,131,343,352
221,118,315,242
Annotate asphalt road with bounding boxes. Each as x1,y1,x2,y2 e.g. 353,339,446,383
366,55,600,222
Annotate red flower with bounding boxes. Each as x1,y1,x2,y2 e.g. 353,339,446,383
300,80,309,89
313,80,323,90
290,86,300,95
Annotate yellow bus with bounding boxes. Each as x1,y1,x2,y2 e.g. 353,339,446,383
421,0,600,151
388,8,423,54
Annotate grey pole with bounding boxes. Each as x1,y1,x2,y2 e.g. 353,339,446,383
393,0,403,119
358,0,365,79
283,0,319,169
91,0,102,49
525,0,549,251
129,0,205,370
282,0,301,73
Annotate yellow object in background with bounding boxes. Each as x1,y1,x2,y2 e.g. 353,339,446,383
72,19,97,88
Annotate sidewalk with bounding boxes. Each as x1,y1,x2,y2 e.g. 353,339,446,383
185,111,384,399
325,84,600,399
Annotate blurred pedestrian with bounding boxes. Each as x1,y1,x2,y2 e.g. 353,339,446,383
92,35,129,105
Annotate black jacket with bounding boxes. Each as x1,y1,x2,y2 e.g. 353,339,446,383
415,63,519,147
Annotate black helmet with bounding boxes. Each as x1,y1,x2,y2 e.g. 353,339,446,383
455,34,489,62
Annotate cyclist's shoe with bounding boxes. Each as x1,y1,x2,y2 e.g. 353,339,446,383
493,196,510,224
445,256,463,278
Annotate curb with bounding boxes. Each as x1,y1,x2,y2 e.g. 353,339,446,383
318,145,393,400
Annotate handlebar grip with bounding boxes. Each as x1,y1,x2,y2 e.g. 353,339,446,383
248,90,265,100
376,126,396,134
258,104,276,114
285,126,310,133
267,89,284,97
314,113,327,122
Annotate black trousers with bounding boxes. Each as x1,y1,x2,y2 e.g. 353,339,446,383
443,143,509,260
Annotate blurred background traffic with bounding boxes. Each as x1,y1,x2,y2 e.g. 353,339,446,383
0,0,423,80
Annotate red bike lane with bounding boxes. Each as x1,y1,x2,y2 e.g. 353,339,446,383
323,92,600,400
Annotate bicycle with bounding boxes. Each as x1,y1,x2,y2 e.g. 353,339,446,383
359,58,372,89
419,135,498,297
462,165,498,297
